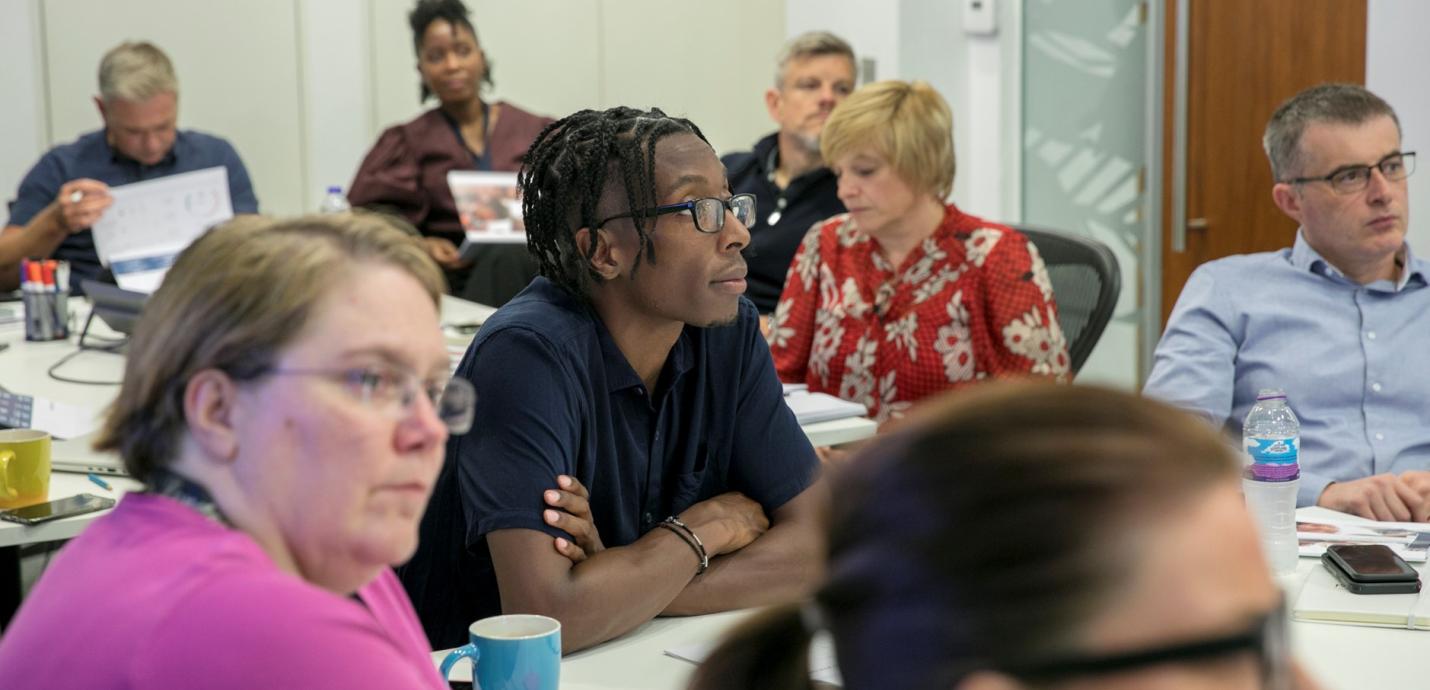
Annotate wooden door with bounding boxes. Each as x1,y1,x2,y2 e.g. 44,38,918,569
1159,0,1367,323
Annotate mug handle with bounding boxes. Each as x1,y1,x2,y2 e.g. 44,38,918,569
439,643,480,681
0,450,14,501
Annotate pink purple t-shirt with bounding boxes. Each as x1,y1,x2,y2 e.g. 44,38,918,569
0,493,446,689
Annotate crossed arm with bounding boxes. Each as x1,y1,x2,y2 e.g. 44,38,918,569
487,477,825,653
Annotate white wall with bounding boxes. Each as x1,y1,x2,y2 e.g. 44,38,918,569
2,0,786,221
40,0,308,215
785,0,1022,221
1367,0,1430,259
0,0,49,217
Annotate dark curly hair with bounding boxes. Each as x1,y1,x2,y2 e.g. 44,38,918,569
519,106,709,297
409,0,493,102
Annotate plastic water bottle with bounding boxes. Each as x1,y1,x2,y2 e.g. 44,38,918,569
1242,389,1300,577
319,186,351,214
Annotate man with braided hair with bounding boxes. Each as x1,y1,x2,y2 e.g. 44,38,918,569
400,106,823,652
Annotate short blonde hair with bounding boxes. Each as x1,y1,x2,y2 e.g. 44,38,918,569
98,41,178,103
820,80,955,199
94,213,445,481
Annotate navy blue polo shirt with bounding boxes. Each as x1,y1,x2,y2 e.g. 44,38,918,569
723,132,844,313
399,277,819,649
5,128,259,292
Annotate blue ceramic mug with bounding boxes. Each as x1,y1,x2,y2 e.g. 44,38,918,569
439,614,561,690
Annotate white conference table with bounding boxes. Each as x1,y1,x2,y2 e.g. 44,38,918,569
433,509,1427,690
0,295,875,621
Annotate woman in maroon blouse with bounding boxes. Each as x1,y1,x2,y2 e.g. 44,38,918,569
349,0,552,306
769,80,1070,425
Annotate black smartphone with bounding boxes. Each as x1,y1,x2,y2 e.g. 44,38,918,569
1322,544,1422,595
0,493,116,526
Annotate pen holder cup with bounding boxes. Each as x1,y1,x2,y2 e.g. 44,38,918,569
23,289,70,341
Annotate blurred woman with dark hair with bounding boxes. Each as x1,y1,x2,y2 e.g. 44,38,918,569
350,0,552,306
690,383,1321,690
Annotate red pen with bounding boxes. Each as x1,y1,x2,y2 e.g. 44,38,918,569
24,261,49,339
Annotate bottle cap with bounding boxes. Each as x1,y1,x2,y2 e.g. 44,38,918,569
1255,388,1287,401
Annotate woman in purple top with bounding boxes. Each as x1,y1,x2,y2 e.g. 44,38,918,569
0,213,474,688
349,0,553,307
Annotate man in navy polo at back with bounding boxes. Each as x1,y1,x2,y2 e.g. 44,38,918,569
722,31,855,314
1,41,257,293
400,106,823,653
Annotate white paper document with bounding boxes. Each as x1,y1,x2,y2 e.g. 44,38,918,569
449,171,527,255
0,390,101,441
665,633,843,686
783,391,868,425
91,166,234,293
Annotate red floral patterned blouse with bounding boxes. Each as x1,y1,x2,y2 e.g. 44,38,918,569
768,204,1070,423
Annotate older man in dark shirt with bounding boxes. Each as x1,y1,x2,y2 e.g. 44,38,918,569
723,31,856,313
2,41,256,293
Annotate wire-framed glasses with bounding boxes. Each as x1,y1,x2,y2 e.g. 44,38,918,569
257,365,475,434
1284,151,1416,194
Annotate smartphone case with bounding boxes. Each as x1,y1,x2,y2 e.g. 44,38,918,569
1322,552,1422,595
1324,544,1420,582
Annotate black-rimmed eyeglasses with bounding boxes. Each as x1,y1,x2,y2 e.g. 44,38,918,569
1284,151,1416,195
996,602,1289,690
597,193,757,234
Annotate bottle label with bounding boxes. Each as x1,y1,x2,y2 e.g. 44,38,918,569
1245,436,1299,481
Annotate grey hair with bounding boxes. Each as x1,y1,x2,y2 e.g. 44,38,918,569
98,41,178,103
773,31,855,89
1263,83,1399,181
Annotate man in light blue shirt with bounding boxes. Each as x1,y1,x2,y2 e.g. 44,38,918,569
1146,84,1430,520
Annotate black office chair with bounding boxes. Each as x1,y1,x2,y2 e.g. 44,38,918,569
1014,225,1121,376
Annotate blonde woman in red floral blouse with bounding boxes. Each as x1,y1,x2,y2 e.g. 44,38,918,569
768,80,1069,424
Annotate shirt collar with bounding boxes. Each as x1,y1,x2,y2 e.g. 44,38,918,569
1290,230,1426,291
104,129,181,168
592,314,694,395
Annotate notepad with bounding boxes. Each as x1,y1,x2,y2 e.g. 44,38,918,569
782,391,868,425
0,390,101,440
1293,562,1430,630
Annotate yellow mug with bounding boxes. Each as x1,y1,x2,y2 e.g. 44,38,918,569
0,429,51,509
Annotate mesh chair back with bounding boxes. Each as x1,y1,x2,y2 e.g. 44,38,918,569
1014,226,1121,375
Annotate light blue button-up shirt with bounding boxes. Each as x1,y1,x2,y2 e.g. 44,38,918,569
1145,232,1430,506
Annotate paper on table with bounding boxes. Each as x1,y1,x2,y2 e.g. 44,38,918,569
665,633,843,686
782,391,867,425
26,397,100,440
91,166,233,293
